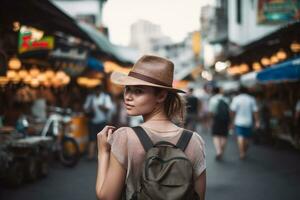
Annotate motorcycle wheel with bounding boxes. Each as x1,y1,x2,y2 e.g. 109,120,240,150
59,136,80,167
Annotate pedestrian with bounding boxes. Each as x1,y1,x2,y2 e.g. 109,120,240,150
294,97,300,139
96,55,206,200
230,87,259,159
111,93,129,127
198,85,211,134
185,87,200,130
208,86,230,160
83,85,113,160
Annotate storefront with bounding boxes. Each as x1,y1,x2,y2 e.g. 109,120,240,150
227,20,300,147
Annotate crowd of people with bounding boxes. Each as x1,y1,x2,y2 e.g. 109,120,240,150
185,84,300,161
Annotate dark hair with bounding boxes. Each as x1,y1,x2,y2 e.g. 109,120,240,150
239,86,248,94
212,87,220,94
155,88,186,126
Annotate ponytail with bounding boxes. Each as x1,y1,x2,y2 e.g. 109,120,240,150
164,92,186,126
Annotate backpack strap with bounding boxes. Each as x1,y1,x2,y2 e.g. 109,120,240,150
176,129,193,152
132,126,153,152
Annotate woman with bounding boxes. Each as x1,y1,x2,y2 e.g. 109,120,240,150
96,55,206,200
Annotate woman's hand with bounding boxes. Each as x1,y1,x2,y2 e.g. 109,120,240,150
97,125,116,154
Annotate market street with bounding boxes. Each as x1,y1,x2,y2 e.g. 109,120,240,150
1,132,300,200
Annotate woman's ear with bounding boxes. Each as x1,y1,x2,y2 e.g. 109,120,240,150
156,90,168,103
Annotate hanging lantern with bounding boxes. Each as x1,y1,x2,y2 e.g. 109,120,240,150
29,68,40,77
30,78,39,88
8,57,21,70
56,70,67,80
261,57,270,66
239,63,249,74
252,62,262,71
18,69,28,79
270,55,279,64
6,70,17,79
277,49,287,60
290,41,300,53
0,76,9,86
227,65,239,75
42,80,51,88
52,77,62,88
37,73,47,82
77,77,89,86
11,76,21,84
62,76,71,85
24,76,32,84
45,70,55,79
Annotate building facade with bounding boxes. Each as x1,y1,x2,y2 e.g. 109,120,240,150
129,19,172,54
228,0,282,46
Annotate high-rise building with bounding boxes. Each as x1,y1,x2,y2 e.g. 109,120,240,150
200,0,228,68
201,0,228,44
129,20,172,54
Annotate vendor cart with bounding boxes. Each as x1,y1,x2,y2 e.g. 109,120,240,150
0,128,53,187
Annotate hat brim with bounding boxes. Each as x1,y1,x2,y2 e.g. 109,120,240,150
110,71,185,93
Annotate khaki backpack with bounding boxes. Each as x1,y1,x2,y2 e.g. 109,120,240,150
127,126,200,200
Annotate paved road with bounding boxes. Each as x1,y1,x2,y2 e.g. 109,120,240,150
1,132,300,200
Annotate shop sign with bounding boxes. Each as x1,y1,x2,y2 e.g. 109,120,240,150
18,26,54,53
192,31,201,57
257,0,300,24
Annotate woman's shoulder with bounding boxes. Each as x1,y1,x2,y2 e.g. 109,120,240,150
113,127,138,138
110,126,142,150
189,131,205,149
109,127,132,146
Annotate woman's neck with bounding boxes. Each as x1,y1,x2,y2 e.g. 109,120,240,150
142,104,168,122
142,113,179,132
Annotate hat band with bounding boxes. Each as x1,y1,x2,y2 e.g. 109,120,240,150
128,71,172,87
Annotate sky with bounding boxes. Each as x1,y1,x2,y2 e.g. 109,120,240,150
103,0,213,46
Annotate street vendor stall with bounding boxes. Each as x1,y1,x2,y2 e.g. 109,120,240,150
240,57,300,148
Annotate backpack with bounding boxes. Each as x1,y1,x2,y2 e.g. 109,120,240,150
128,126,200,200
214,98,230,123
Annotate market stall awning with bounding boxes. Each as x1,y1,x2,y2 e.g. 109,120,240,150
87,57,104,72
257,57,300,83
0,0,93,43
78,22,136,64
225,21,300,64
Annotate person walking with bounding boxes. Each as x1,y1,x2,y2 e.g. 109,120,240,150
230,87,259,159
185,88,200,130
83,85,113,160
294,97,300,141
95,55,206,200
208,86,230,160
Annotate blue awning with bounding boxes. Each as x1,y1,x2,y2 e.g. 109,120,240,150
257,57,300,83
87,57,104,72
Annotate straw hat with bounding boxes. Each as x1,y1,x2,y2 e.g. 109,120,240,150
110,55,185,93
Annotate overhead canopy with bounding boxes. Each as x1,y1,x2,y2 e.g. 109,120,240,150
0,0,93,43
87,57,104,72
78,22,137,64
226,21,300,65
257,57,300,83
